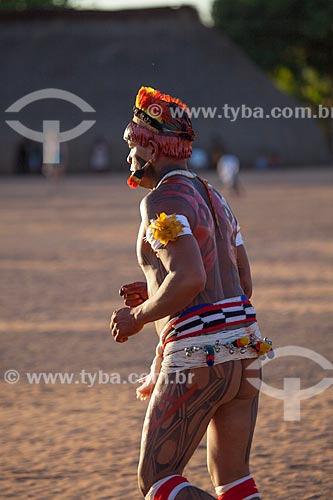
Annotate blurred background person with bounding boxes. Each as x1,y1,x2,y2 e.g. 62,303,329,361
42,127,67,192
217,153,241,195
188,147,209,171
89,136,111,173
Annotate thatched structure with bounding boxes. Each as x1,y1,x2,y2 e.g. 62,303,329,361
0,6,329,173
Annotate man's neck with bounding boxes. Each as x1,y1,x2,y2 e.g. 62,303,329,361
153,160,188,188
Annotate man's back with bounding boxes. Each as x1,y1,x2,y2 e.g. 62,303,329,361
138,174,243,334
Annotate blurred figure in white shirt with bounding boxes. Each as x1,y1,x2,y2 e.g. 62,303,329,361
217,154,241,195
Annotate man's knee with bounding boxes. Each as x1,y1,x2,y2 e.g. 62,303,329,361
137,462,150,496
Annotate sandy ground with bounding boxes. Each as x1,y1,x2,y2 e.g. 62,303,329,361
1,168,333,500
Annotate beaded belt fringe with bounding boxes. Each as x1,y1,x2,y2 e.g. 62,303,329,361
160,324,274,373
183,333,274,366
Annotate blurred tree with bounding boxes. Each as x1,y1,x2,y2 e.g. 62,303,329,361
0,0,70,9
212,0,333,152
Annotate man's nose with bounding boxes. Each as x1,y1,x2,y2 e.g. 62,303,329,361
127,153,132,164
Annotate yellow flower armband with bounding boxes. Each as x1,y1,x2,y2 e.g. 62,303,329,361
146,212,192,250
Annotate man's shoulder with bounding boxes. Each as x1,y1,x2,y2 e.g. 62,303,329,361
140,182,196,221
139,189,159,213
143,182,184,203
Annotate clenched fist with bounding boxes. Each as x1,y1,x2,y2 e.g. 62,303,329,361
119,281,148,307
110,306,144,343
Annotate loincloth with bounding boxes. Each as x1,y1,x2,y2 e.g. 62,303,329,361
161,323,261,374
160,296,272,374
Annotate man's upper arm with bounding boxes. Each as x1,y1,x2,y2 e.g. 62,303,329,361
141,191,206,278
156,233,206,277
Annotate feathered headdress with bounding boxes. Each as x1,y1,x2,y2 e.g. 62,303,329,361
135,86,186,123
125,86,195,188
132,86,195,141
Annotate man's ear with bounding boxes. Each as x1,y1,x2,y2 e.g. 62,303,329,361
149,140,159,161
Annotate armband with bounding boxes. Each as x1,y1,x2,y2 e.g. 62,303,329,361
146,212,192,251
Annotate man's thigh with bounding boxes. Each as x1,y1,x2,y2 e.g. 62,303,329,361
207,358,261,487
138,361,242,495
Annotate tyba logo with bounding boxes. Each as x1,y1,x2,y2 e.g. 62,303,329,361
246,346,333,421
5,89,96,163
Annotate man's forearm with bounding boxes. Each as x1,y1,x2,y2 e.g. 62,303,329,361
133,271,205,326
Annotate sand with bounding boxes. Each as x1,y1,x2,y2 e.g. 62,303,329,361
1,168,332,499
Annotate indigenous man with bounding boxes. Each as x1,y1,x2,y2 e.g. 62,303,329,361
110,87,272,500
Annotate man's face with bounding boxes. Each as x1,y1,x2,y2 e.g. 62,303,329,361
126,140,152,173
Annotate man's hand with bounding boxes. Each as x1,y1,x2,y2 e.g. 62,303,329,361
110,307,144,343
119,281,148,307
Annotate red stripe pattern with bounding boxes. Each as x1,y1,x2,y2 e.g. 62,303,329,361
217,477,259,500
154,475,189,500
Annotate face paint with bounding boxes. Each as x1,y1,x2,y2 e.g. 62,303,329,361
127,155,151,189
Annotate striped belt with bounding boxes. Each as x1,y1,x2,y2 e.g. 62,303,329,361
161,295,256,346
